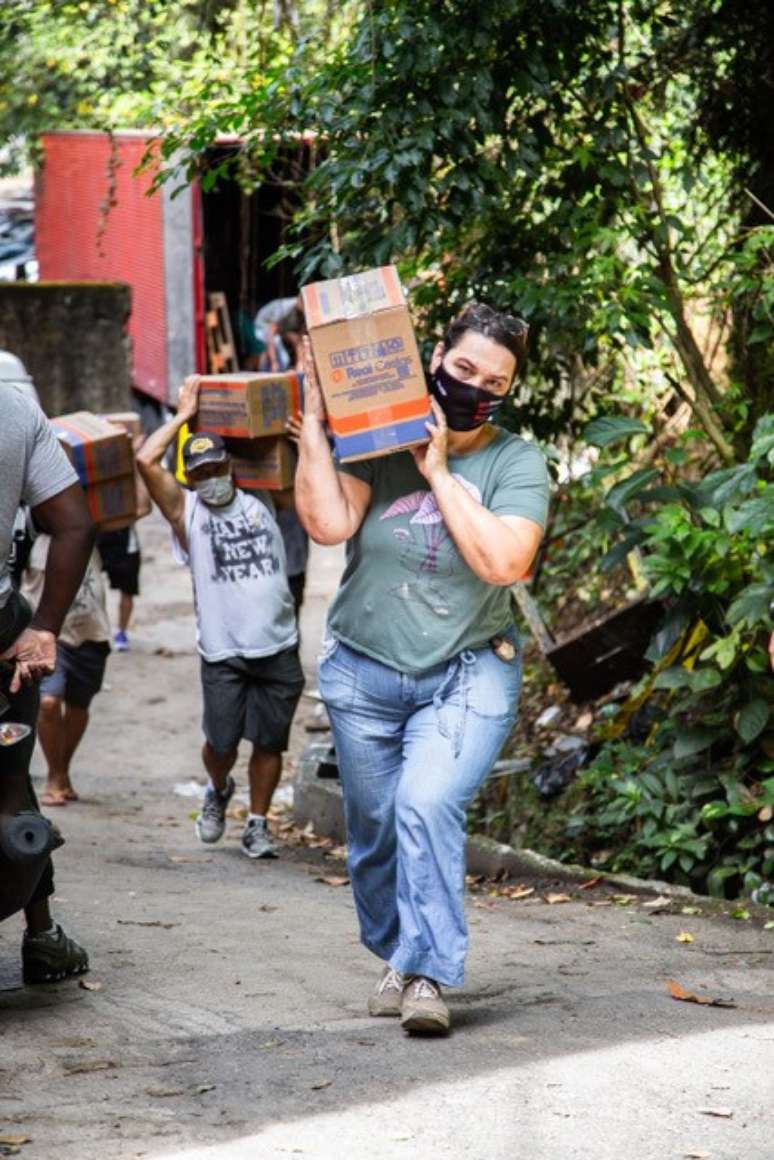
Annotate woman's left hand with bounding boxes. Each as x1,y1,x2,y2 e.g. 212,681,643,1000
411,399,449,483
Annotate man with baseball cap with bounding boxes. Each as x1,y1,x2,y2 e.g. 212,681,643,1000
137,377,304,859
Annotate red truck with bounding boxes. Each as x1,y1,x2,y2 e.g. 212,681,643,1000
35,130,302,406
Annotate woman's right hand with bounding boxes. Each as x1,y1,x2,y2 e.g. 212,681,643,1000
300,336,326,423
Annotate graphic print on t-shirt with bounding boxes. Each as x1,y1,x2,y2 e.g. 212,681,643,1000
204,507,281,584
379,474,482,617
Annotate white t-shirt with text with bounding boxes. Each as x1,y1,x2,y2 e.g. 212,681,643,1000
172,488,297,663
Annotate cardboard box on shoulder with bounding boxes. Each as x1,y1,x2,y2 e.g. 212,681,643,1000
52,411,134,485
194,372,302,439
228,437,294,492
99,411,152,520
52,411,138,528
101,411,142,441
84,475,138,528
301,266,431,463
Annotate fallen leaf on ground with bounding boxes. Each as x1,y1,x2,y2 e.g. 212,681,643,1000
195,1084,216,1094
465,874,485,886
643,895,672,910
578,876,603,890
612,894,636,906
315,875,349,887
666,980,736,1008
682,1152,711,1158
63,1059,116,1075
153,647,176,658
731,908,750,920
502,885,535,900
261,1039,284,1049
146,1087,184,1098
310,1079,333,1090
587,899,613,907
258,904,277,913
168,855,195,864
698,1107,733,1118
0,1139,31,1148
117,920,179,929
473,900,497,911
78,979,103,992
681,906,702,915
676,931,695,944
544,893,572,905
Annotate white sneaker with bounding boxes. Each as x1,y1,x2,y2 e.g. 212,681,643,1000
241,816,277,860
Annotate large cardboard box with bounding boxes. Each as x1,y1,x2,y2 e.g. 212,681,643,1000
100,411,151,519
301,266,430,462
52,412,138,528
194,373,302,439
83,474,137,529
52,412,135,485
228,437,294,492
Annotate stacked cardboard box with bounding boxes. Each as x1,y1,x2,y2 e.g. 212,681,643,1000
51,412,138,528
193,372,301,439
190,373,299,491
100,411,152,519
301,266,430,462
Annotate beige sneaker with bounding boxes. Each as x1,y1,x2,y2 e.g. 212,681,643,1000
367,966,406,1017
400,975,450,1034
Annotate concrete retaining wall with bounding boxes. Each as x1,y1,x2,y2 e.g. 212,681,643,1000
294,741,693,897
0,281,133,415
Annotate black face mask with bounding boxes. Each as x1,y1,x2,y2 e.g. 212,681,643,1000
429,363,508,431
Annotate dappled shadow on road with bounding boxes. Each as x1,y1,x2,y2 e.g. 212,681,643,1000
1,896,772,1160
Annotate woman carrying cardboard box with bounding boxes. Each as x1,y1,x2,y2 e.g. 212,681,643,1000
293,302,550,1034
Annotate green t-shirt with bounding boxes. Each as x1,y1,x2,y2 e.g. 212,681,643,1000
327,426,550,673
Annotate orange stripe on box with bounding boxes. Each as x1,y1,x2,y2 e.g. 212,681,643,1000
329,395,430,435
381,265,405,306
52,418,99,482
302,284,322,329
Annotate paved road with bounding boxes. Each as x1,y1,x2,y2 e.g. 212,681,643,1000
1,514,772,1160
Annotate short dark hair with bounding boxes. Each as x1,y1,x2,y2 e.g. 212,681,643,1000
443,302,529,377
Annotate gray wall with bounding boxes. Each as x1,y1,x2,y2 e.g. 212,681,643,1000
0,282,133,416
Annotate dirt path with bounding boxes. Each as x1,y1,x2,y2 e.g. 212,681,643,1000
1,514,772,1160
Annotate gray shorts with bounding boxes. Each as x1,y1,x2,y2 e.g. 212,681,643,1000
39,641,110,710
200,648,305,754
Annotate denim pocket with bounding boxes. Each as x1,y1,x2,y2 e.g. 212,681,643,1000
466,639,523,719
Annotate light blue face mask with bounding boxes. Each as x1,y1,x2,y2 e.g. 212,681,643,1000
194,475,235,507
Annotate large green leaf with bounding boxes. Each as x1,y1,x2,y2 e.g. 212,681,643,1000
605,468,660,513
673,726,722,760
724,491,774,537
583,417,650,448
727,583,773,628
735,699,770,744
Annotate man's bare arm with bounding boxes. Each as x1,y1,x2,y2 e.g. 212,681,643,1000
137,377,200,550
1,482,95,692
31,482,95,634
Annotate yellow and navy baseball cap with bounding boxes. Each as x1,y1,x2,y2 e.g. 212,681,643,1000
181,432,229,472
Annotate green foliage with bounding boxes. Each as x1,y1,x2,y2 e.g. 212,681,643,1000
559,413,773,899
0,0,351,173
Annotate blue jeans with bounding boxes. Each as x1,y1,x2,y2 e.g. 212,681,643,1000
318,633,522,987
